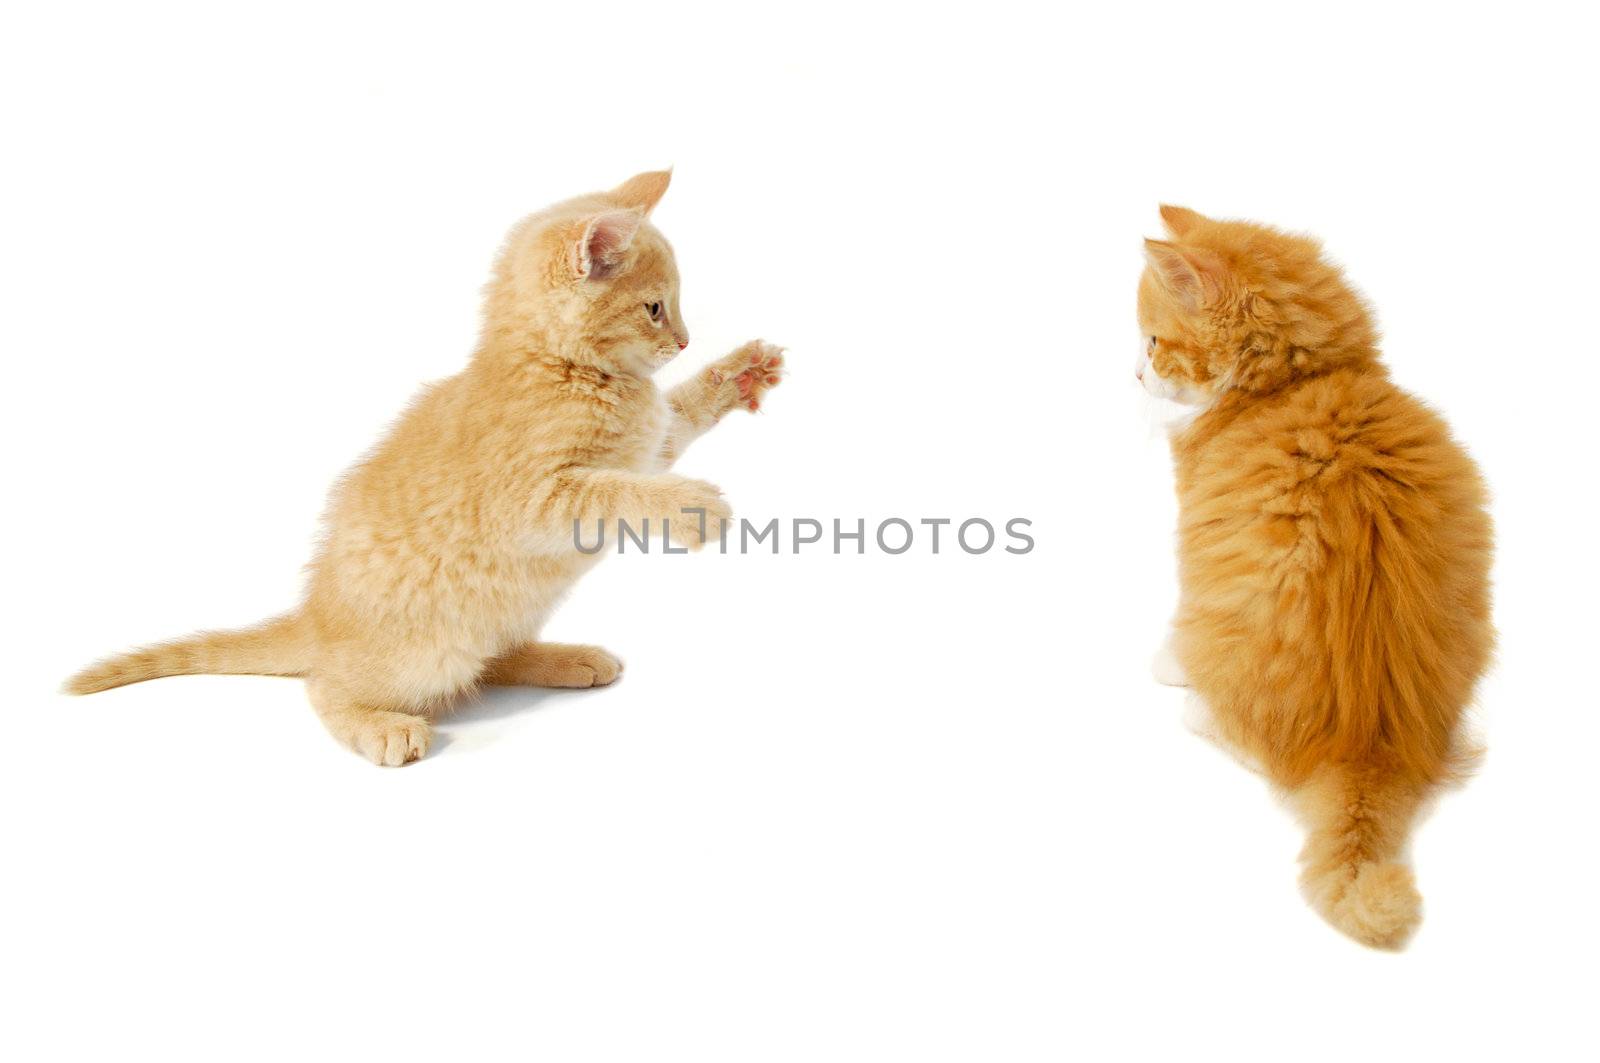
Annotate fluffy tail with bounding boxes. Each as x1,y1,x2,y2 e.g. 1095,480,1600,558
63,613,312,695
1293,761,1425,950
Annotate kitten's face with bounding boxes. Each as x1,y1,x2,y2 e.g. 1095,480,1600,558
1134,205,1377,405
573,222,689,376
1136,270,1219,406
1135,205,1239,407
492,170,690,375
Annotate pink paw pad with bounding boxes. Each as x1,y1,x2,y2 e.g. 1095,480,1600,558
736,348,783,398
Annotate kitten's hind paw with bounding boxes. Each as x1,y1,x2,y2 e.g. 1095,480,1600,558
1183,695,1264,775
351,711,433,767
1151,643,1189,687
484,642,624,688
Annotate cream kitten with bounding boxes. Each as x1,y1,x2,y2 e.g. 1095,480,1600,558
66,170,786,766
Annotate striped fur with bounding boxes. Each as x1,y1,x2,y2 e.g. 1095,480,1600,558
1139,206,1493,948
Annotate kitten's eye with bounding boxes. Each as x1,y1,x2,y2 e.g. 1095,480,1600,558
647,301,664,322
1148,336,1158,352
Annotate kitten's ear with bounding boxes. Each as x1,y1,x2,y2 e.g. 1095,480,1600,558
609,169,672,215
1159,204,1207,237
573,209,643,280
1144,238,1224,307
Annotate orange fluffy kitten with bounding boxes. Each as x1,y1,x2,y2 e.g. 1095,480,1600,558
67,170,785,766
1137,206,1492,948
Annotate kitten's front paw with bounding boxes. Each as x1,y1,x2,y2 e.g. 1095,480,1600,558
664,477,732,550
708,340,785,413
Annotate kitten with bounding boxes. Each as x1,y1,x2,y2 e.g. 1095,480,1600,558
66,170,785,766
1137,206,1493,948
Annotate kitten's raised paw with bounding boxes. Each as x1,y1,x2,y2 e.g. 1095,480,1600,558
351,711,432,767
708,340,784,412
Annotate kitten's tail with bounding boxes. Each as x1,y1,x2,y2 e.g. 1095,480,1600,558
1293,760,1425,950
62,613,312,695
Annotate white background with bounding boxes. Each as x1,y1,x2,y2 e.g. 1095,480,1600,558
3,2,1596,1059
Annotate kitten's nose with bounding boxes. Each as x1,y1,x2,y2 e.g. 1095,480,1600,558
677,341,688,350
